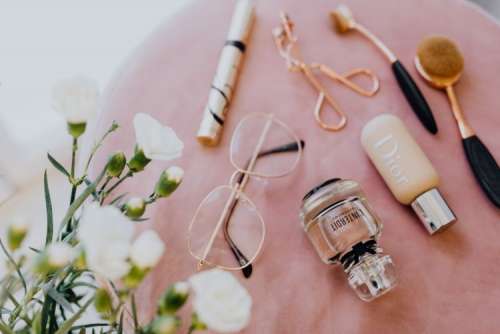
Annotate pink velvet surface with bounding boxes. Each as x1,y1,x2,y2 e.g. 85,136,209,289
88,0,500,332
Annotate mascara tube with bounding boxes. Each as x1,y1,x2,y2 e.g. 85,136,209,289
197,0,255,146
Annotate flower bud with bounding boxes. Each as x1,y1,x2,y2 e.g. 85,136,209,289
94,288,113,315
158,281,190,314
106,152,126,177
128,146,151,173
154,166,184,198
122,265,148,289
150,315,180,334
67,122,87,139
7,219,28,251
124,197,146,219
34,242,76,274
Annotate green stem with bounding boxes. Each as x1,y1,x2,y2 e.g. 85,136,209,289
9,282,41,325
131,293,139,330
83,121,119,175
70,138,78,205
98,176,112,194
104,170,133,198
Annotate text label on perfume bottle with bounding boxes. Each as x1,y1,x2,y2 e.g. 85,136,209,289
374,134,409,185
329,207,366,232
317,198,375,237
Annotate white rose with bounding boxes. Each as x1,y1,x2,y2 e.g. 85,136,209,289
78,203,134,280
52,75,100,124
189,269,252,333
133,113,183,161
130,230,165,269
46,242,76,268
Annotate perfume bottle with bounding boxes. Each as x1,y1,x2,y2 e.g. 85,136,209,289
300,178,397,302
361,114,456,234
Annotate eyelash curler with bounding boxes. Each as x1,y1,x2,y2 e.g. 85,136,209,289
273,11,380,131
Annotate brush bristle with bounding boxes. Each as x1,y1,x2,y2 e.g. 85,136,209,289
417,36,464,78
330,10,351,33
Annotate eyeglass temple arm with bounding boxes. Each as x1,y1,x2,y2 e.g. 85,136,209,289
224,139,306,278
236,140,306,184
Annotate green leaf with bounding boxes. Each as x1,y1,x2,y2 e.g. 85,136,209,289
47,153,70,177
69,323,109,331
0,320,14,334
66,282,97,290
40,293,52,334
29,247,41,253
44,171,53,245
47,288,74,312
0,239,26,293
54,297,94,334
32,311,42,334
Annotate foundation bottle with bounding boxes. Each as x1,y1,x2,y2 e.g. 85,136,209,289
300,178,397,302
361,114,456,234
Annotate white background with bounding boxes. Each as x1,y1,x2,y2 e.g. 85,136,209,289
0,0,192,232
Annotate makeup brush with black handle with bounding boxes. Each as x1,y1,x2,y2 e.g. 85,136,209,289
330,4,438,134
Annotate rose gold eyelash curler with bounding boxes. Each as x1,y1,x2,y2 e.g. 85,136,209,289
272,12,380,131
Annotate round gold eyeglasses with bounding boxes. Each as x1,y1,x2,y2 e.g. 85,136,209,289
187,113,304,278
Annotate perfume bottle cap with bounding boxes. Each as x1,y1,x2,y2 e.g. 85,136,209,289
345,252,397,302
411,188,456,234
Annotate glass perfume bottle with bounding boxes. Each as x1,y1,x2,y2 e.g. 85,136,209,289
300,178,397,301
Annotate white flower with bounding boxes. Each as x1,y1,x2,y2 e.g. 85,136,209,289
133,113,183,161
189,269,252,333
130,230,165,269
78,203,134,280
52,75,100,124
46,242,76,268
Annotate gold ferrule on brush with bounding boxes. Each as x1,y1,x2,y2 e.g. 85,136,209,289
197,0,255,146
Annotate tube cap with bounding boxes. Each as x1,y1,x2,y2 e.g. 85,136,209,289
411,188,456,234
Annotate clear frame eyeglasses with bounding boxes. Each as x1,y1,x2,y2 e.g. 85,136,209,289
188,113,304,278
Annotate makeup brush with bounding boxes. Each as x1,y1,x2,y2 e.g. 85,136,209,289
330,4,438,134
415,36,500,208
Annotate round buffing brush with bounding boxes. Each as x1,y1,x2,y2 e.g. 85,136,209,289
415,36,500,208
417,36,464,82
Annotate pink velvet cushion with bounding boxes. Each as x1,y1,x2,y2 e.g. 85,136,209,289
88,0,500,332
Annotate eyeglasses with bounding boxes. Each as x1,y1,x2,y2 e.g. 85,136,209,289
188,113,304,278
